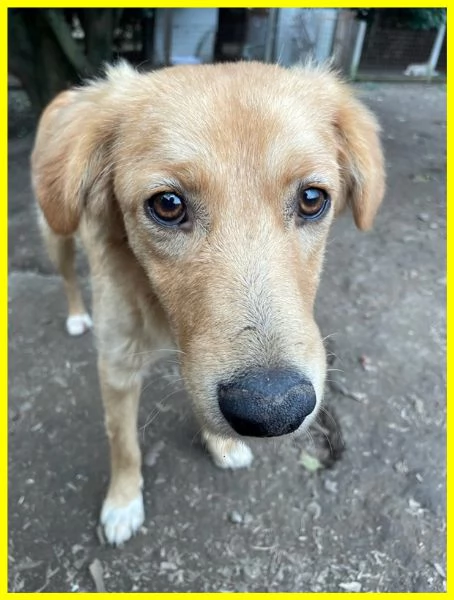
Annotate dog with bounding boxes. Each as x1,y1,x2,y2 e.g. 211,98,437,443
31,60,385,545
404,63,439,77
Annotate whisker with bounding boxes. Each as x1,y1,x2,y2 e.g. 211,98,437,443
141,376,185,397
133,348,185,359
312,419,334,457
326,351,342,361
318,405,341,433
317,405,345,453
140,387,186,437
321,332,339,343
108,347,185,361
140,408,161,437
191,425,205,447
301,428,317,454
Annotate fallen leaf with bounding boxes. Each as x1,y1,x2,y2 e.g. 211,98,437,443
299,451,323,472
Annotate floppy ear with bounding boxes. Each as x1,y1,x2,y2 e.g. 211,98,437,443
334,89,386,231
31,86,114,236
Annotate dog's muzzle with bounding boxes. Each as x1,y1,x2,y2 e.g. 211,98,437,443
217,367,316,437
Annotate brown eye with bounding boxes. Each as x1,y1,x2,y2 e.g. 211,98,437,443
298,187,330,221
145,192,187,227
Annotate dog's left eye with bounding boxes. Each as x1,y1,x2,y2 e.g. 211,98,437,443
145,192,188,227
298,187,330,221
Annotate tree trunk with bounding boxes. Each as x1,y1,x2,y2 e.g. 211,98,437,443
8,8,120,117
9,9,81,115
82,9,117,69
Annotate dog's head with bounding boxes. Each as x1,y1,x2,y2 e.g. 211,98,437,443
32,61,385,439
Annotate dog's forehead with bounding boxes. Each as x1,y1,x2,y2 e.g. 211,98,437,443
145,68,335,159
114,65,340,198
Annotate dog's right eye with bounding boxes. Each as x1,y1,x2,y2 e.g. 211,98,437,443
145,192,188,227
297,187,330,222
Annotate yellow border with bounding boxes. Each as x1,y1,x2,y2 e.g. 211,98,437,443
5,2,448,597
2,4,7,600
4,1,451,7
446,3,450,597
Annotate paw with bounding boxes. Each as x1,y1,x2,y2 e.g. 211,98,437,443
66,313,93,336
202,431,254,470
214,441,254,470
100,493,144,546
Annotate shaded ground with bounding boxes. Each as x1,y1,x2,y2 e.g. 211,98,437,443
8,82,446,592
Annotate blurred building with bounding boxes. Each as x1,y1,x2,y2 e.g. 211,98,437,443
151,8,341,67
146,8,445,81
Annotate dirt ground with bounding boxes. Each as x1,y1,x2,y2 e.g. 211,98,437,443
8,81,446,592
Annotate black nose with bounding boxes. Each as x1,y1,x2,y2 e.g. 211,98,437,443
218,368,316,438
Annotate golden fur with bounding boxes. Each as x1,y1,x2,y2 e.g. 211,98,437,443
31,61,385,545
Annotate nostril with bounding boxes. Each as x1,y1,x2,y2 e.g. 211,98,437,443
218,368,316,438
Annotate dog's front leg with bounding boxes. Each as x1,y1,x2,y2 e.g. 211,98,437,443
98,358,144,546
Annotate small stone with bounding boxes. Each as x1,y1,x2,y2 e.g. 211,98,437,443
88,558,105,593
433,562,446,579
324,479,338,494
408,393,424,415
96,524,106,546
358,354,376,372
242,563,260,579
394,460,409,474
144,440,165,467
411,174,431,183
350,391,369,404
418,212,430,222
307,500,322,520
228,510,243,524
339,581,362,592
73,557,85,570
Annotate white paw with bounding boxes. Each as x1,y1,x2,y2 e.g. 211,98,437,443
100,493,145,546
215,442,254,469
66,313,93,336
202,432,254,470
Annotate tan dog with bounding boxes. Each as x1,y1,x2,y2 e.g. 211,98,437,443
31,61,385,545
